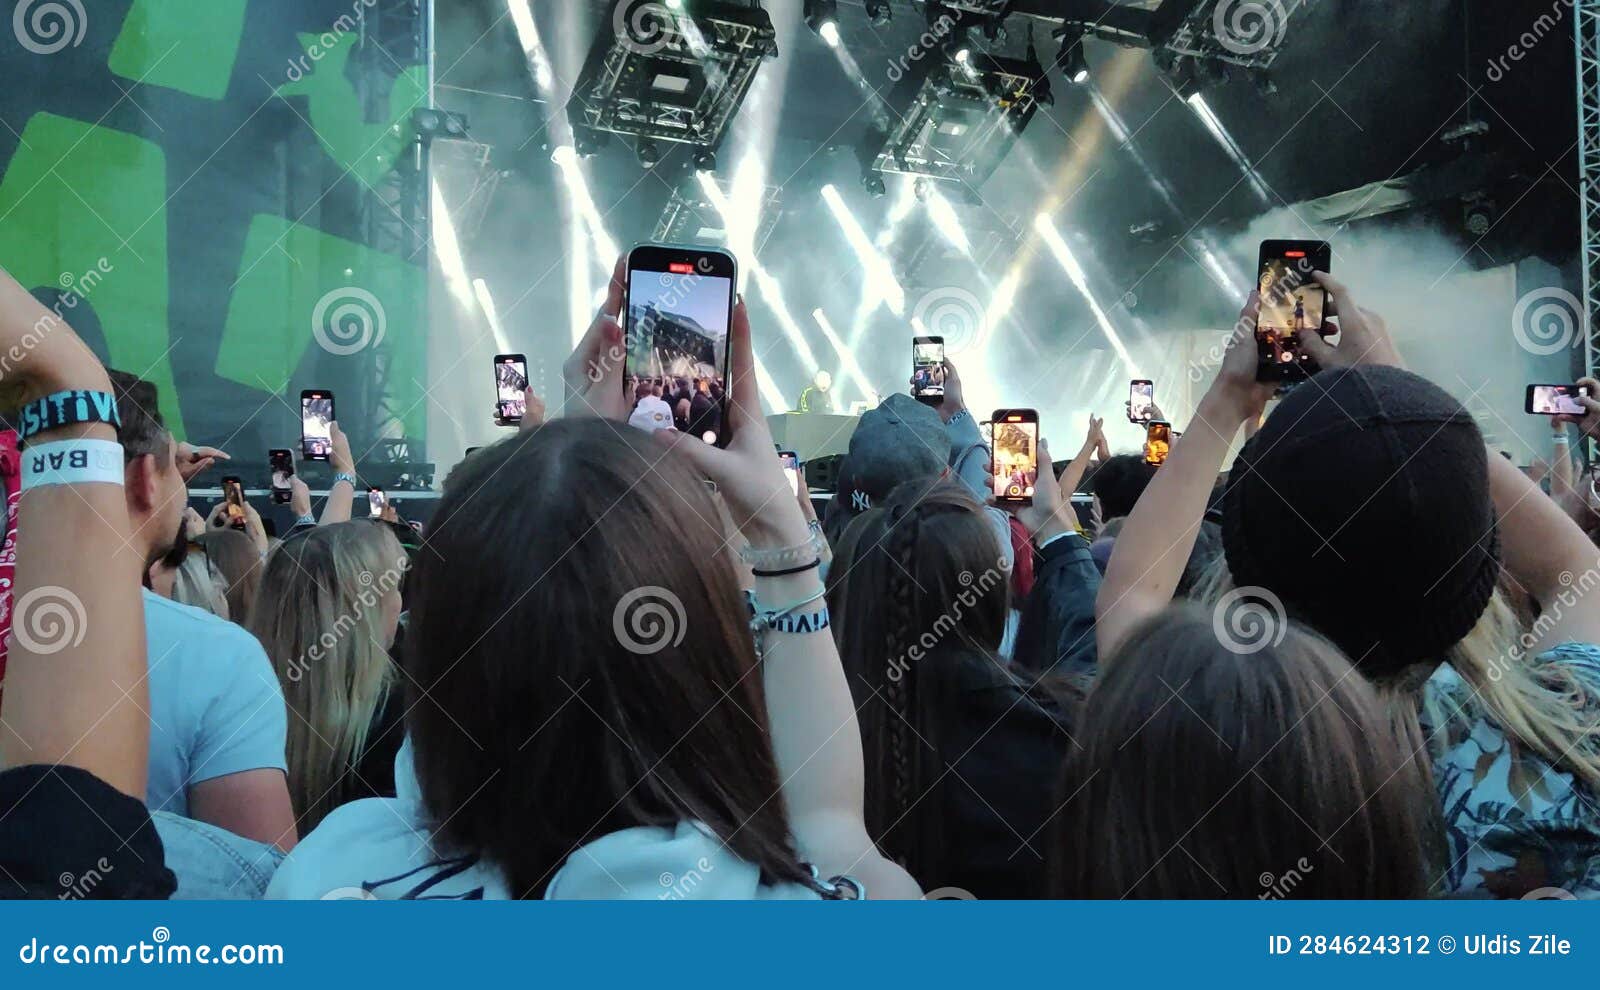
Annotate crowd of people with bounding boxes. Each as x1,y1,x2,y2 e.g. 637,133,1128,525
3,254,1600,901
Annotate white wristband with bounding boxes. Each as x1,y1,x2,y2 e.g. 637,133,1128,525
21,438,125,490
1554,434,1570,445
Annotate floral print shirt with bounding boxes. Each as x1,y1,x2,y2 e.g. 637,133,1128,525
1425,643,1600,898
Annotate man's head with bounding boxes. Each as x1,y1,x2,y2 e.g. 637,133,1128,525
1086,454,1158,521
110,370,185,566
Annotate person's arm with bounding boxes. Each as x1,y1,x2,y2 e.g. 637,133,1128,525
175,442,229,483
934,359,991,500
319,422,355,525
0,265,148,798
1550,418,1576,501
188,770,297,851
658,299,920,899
1096,295,1273,662
288,475,316,529
1058,415,1104,498
1011,439,1102,675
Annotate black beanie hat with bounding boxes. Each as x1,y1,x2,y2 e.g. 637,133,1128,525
1222,364,1501,677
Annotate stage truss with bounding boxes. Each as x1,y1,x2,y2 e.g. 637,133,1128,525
1580,0,1600,399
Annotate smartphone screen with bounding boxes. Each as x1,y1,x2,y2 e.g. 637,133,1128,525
912,337,946,404
991,410,1039,506
623,246,737,447
269,449,294,505
222,476,247,527
1256,240,1331,383
494,354,528,424
301,389,334,461
779,450,800,496
1527,384,1589,416
1129,379,1154,423
368,487,386,519
1145,421,1172,466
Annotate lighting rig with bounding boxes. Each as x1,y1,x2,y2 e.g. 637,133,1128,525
653,183,785,249
568,0,779,169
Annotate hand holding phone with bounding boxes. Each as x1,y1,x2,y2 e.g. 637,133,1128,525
991,410,1039,506
1145,421,1172,466
301,389,335,461
623,245,737,447
1128,379,1154,423
269,449,294,505
1526,384,1590,416
222,476,248,529
367,487,386,519
1255,240,1331,384
494,354,529,425
912,337,946,405
778,450,800,496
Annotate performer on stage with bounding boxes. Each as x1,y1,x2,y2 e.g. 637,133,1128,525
797,370,834,414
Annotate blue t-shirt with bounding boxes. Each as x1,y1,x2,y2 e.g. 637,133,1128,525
1425,643,1600,898
142,589,288,817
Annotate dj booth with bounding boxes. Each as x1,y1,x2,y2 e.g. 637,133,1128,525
765,413,859,461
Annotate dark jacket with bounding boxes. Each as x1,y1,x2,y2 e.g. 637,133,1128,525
1012,531,1101,679
924,653,1076,899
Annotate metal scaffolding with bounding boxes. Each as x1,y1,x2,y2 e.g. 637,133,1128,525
1578,0,1600,388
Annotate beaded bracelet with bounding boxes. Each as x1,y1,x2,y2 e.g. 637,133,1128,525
740,529,827,569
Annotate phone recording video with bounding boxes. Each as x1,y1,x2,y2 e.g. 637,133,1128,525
779,450,800,496
269,449,294,505
494,354,528,425
367,487,386,519
301,389,334,461
1256,240,1332,384
1526,384,1590,416
1129,379,1154,423
222,476,247,528
991,410,1039,506
623,245,737,447
1145,421,1172,466
912,337,946,405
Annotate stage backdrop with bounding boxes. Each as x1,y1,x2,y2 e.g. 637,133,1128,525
0,0,428,469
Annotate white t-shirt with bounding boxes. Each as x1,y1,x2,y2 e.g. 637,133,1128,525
142,588,288,817
267,741,822,900
628,395,676,433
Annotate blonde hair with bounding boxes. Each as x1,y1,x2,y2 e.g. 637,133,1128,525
249,522,406,831
1190,555,1600,794
170,552,229,619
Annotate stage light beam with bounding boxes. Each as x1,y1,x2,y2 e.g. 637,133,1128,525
1034,213,1139,376
820,184,905,316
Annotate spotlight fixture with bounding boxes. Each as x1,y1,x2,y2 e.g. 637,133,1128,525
693,148,717,174
1054,31,1089,84
412,107,471,142
865,0,892,27
805,0,840,42
862,173,887,198
914,177,932,203
1462,196,1496,238
637,139,662,169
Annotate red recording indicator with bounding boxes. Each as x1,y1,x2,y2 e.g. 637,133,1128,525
668,262,695,274
1284,250,1307,258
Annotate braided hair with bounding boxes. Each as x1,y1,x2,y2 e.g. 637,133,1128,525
830,480,1010,887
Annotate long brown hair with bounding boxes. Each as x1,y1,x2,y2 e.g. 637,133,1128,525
829,480,1009,886
199,528,263,626
406,419,816,897
1051,604,1433,898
